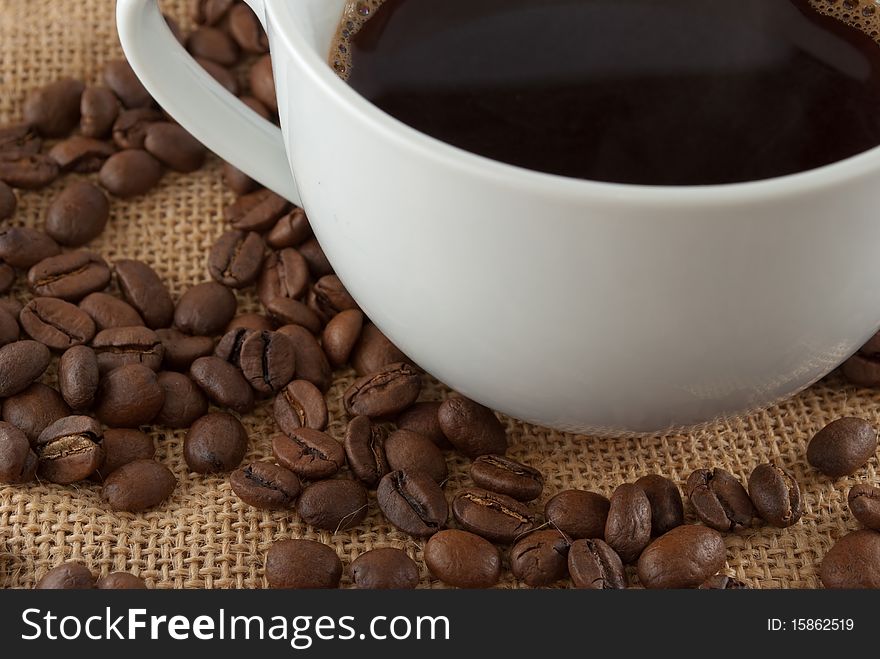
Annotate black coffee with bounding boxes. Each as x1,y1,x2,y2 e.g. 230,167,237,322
333,0,880,185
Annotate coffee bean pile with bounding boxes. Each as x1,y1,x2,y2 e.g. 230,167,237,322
2,0,880,589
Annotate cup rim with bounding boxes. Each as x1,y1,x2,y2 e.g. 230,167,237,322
270,1,880,208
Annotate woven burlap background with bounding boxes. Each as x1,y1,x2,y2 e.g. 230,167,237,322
1,0,878,589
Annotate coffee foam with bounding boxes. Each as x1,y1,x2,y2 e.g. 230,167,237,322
329,0,880,79
330,0,387,79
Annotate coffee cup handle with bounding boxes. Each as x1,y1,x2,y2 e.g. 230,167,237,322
115,0,301,205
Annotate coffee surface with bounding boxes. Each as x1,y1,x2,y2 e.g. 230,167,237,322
334,0,880,185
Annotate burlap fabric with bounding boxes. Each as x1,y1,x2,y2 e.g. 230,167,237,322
1,0,877,589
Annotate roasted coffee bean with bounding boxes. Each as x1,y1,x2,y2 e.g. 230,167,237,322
343,415,389,488
807,417,878,477
227,313,273,333
249,54,278,113
91,326,164,373
20,297,96,349
2,383,70,442
0,123,41,156
79,292,144,330
267,207,311,249
424,529,501,588
509,530,570,587
698,574,749,589
227,2,269,53
239,330,295,394
185,412,248,474
189,356,255,413
273,379,328,435
297,478,369,531
144,123,207,172
103,459,176,512
0,421,37,484
309,275,358,322
95,364,165,427
48,136,115,172
377,469,448,537
0,340,51,397
748,462,803,528
322,308,363,367
452,487,536,544
350,548,419,590
343,362,421,418
96,572,147,589
568,538,626,589
544,490,610,539
28,251,111,301
0,181,15,221
0,264,13,296
843,353,880,387
208,230,265,288
214,327,252,365
438,396,507,458
686,468,755,532
230,461,301,509
187,26,240,66
857,329,880,356
273,380,328,435
396,401,450,449
174,281,237,336
634,474,684,536
605,483,652,563
309,279,355,324
115,259,174,329
23,78,85,137
192,0,234,25
92,428,155,481
0,304,18,345
224,188,290,232
112,108,164,149
848,484,880,530
264,297,322,334
820,529,880,588
0,266,14,297
277,324,333,393
45,182,110,247
80,86,119,138
299,239,334,277
36,415,104,484
0,298,23,317
351,323,407,376
0,227,59,269
0,152,59,189
637,525,726,589
154,371,208,428
471,455,543,502
257,248,309,304
272,428,344,480
214,325,253,360
385,429,447,484
99,149,163,198
196,58,240,95
239,93,271,117
35,562,95,589
0,296,17,320
265,539,342,589
222,161,258,195
103,59,152,109
156,328,214,370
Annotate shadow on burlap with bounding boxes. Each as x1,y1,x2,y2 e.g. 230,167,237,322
1,0,877,589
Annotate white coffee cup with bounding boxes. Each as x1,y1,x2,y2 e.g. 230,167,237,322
116,0,880,435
